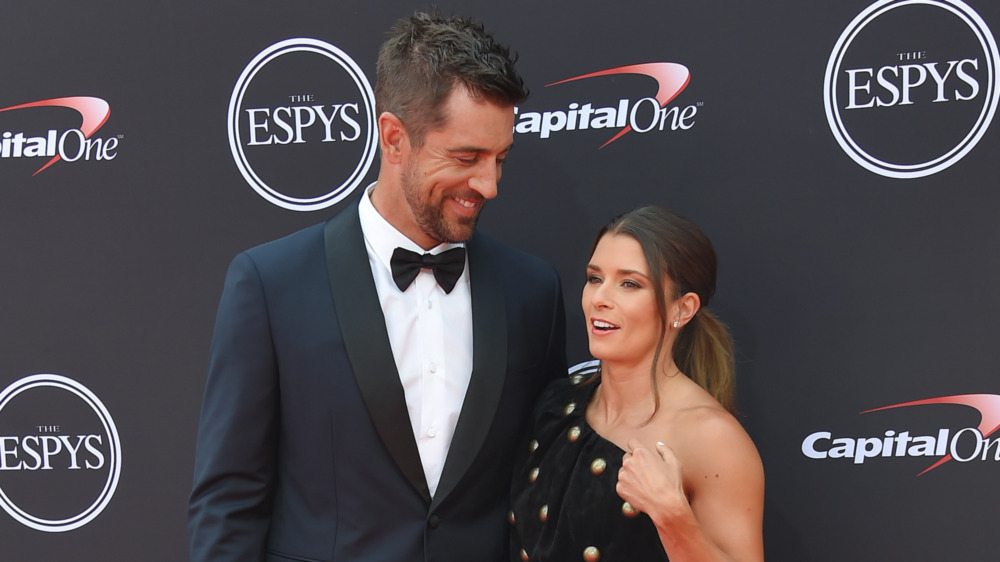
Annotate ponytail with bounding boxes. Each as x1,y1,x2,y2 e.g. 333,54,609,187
674,309,735,413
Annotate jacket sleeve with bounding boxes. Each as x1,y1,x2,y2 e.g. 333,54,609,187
188,252,279,562
545,267,569,383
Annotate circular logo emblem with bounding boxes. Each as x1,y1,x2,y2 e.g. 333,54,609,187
0,374,122,532
228,38,377,211
824,0,1000,178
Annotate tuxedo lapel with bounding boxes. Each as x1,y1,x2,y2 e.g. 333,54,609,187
431,232,508,510
323,209,431,503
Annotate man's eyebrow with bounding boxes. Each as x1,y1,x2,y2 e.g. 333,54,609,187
448,142,514,154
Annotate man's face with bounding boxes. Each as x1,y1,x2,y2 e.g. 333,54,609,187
399,86,515,247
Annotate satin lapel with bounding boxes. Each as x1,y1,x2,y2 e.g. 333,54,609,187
431,233,507,510
323,210,431,503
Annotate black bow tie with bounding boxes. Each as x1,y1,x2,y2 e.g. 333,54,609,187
390,246,466,294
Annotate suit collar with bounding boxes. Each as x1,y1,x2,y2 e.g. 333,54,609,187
431,231,508,510
324,208,431,503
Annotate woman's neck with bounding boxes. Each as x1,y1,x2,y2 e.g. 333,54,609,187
589,359,680,428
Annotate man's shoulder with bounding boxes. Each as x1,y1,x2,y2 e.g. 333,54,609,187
468,230,556,278
228,217,344,280
243,222,325,259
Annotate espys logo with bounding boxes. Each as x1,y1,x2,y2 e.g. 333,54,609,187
515,62,698,148
0,96,120,176
228,38,377,211
824,0,1000,178
0,374,122,532
802,394,1000,475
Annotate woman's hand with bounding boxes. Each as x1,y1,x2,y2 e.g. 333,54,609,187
616,439,689,521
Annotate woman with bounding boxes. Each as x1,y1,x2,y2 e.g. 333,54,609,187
510,206,764,562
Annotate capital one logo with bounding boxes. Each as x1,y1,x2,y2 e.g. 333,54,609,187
515,62,699,147
802,393,1000,475
0,374,122,532
824,0,1000,178
228,38,377,211
0,96,119,176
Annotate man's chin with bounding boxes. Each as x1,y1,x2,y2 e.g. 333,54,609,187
444,224,477,243
435,217,478,243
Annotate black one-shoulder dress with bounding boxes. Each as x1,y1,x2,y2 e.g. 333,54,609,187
509,375,670,562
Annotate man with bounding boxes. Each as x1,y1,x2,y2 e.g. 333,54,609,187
188,12,567,562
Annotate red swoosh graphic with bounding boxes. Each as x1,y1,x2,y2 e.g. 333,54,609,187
862,394,1000,475
0,96,111,175
547,62,690,148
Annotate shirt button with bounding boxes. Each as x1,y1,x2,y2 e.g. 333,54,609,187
428,426,437,438
429,363,437,373
427,300,434,309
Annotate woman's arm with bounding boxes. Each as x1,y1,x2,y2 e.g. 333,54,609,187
616,410,764,562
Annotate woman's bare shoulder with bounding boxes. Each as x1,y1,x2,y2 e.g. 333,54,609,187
661,387,762,479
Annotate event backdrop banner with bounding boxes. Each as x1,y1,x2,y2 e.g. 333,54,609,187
1,1,998,560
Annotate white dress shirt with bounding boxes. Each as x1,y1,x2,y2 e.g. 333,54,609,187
357,183,473,498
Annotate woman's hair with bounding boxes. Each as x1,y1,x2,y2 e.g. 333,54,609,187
591,205,736,413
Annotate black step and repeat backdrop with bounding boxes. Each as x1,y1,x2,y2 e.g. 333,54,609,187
2,1,998,560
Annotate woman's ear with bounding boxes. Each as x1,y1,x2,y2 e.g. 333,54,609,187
671,292,701,328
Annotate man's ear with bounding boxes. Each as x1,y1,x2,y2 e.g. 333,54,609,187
378,111,407,165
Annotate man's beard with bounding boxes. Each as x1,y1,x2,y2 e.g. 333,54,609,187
401,161,482,244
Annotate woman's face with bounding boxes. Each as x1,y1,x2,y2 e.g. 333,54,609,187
582,233,665,368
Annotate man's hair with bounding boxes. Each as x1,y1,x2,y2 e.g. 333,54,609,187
375,12,528,145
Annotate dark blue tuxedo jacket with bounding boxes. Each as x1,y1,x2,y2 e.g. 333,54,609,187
188,206,567,561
